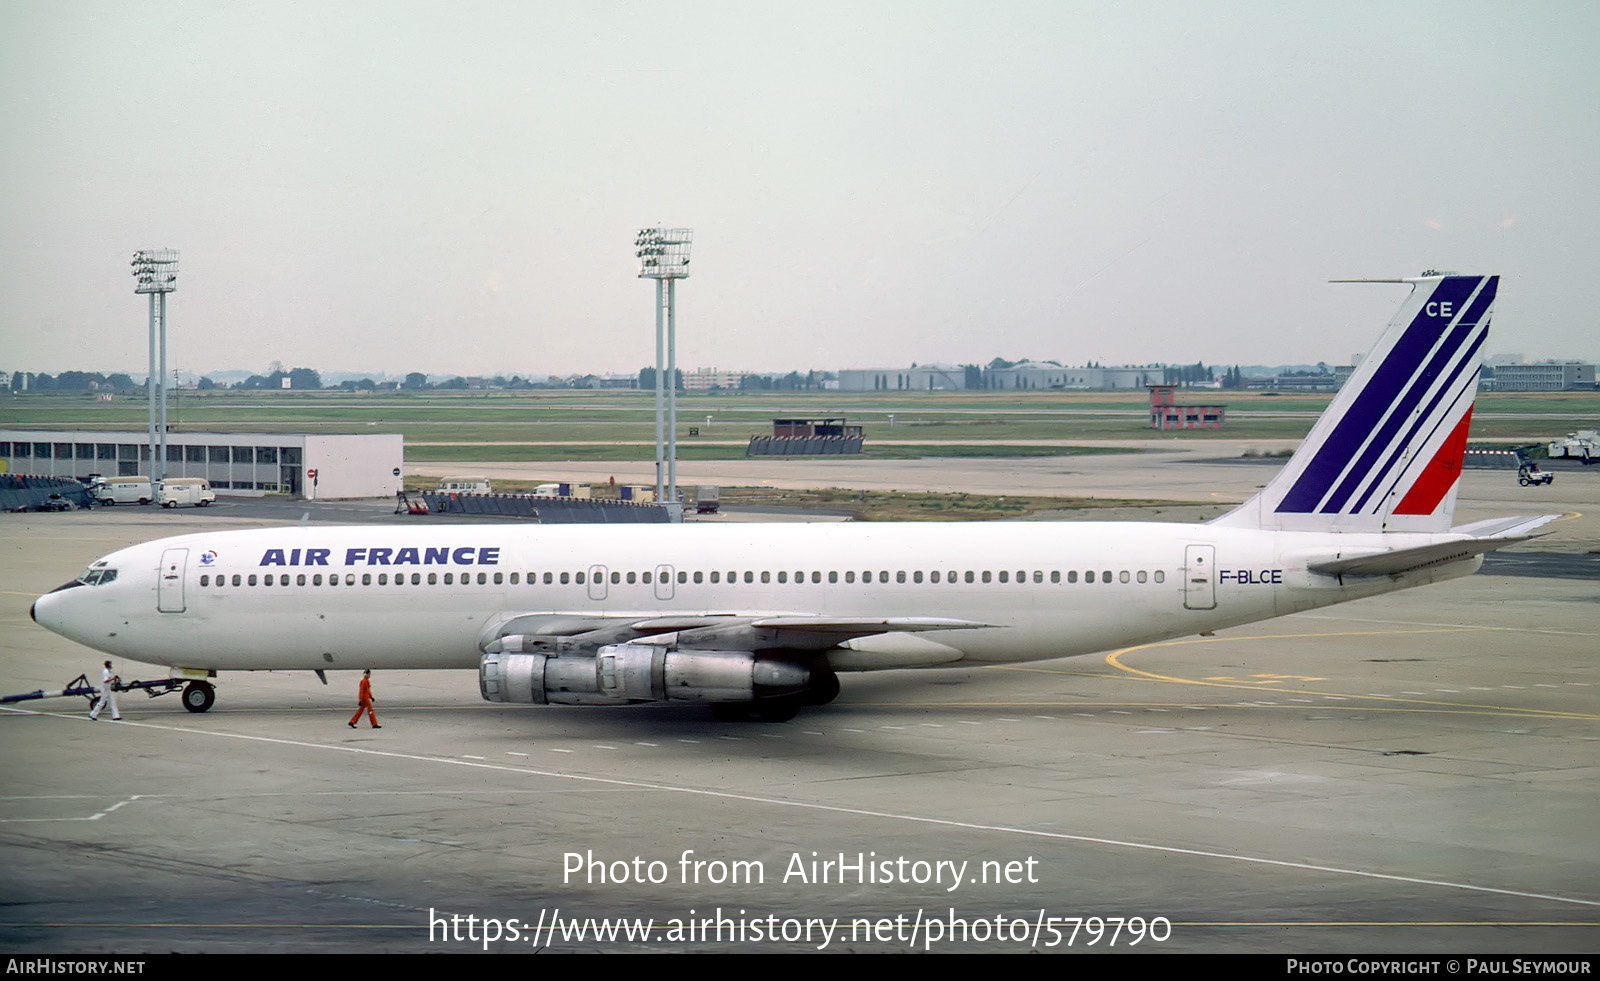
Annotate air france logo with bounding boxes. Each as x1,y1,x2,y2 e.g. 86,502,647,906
199,550,218,566
258,546,501,567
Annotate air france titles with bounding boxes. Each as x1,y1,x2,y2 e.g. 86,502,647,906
258,546,501,567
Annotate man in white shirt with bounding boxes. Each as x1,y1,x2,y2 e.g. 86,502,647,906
89,660,120,721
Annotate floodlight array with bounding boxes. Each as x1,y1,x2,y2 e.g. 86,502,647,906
131,249,179,294
635,227,692,278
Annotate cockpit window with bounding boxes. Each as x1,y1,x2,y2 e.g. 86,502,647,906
79,568,118,586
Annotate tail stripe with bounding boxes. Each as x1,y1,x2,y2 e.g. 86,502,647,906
1325,315,1478,513
1274,276,1488,515
1349,331,1485,515
1393,407,1474,515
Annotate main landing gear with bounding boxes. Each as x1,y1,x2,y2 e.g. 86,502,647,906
708,667,841,723
181,681,216,713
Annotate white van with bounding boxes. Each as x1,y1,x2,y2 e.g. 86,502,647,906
91,477,153,506
158,477,216,508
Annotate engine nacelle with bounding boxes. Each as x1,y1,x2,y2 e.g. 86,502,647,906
479,646,814,706
479,650,628,705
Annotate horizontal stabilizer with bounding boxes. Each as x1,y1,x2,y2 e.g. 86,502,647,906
1307,514,1562,577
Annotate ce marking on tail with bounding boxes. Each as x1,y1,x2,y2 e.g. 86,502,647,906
1426,301,1454,318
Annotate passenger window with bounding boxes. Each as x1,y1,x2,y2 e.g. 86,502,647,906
981,571,992,583
411,573,421,585
912,571,922,584
1086,571,1095,583
378,574,388,585
878,571,889,584
1154,570,1165,583
692,572,702,584
1068,571,1078,583
811,571,822,584
297,574,307,586
828,571,838,584
1102,569,1112,583
643,572,652,585
965,571,975,584
744,572,754,584
248,574,258,586
494,573,503,585
710,571,720,584
200,575,209,586
1137,571,1147,583
1050,571,1060,584
845,571,855,583
761,571,771,584
778,571,788,584
1119,571,1130,583
998,571,1008,584
576,572,586,585
428,573,438,585
1033,571,1043,583
347,573,357,585
559,572,569,585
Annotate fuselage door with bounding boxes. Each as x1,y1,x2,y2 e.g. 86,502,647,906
1183,544,1216,610
158,548,189,614
587,564,608,603
654,564,675,602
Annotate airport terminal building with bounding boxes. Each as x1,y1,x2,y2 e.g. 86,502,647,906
0,430,402,500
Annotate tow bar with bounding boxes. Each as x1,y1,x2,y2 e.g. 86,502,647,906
2,673,214,712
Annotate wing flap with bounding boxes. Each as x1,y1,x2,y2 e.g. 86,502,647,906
483,612,991,655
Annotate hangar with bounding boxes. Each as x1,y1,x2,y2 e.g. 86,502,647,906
0,429,402,500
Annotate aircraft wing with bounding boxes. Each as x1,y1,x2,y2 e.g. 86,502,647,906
1307,514,1564,577
482,613,992,656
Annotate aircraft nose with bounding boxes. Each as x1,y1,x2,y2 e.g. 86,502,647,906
30,591,66,637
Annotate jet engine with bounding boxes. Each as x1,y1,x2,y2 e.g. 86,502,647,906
479,644,815,706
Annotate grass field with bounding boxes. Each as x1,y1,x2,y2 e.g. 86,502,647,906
4,388,1597,458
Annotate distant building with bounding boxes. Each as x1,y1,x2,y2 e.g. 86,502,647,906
985,363,1161,390
683,367,754,391
0,430,401,500
836,364,968,392
1147,385,1226,430
1487,362,1597,391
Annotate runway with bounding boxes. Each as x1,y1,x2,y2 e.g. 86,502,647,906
1,463,1595,953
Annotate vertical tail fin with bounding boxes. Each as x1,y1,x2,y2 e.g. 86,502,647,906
1213,274,1497,534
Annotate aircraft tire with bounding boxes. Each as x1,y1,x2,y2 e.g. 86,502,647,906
182,681,215,713
805,669,841,705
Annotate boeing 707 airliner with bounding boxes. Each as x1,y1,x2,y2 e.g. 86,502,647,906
30,274,1556,720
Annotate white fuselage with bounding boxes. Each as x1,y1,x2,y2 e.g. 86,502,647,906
31,520,1480,675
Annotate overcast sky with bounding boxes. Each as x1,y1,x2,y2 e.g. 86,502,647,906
2,1,1596,378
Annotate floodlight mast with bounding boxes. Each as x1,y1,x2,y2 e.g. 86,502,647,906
131,249,178,482
635,227,692,503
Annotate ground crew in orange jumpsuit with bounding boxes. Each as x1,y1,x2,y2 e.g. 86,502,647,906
348,669,380,728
